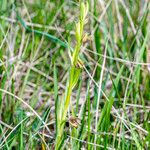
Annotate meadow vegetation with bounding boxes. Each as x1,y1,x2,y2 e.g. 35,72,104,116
0,0,150,149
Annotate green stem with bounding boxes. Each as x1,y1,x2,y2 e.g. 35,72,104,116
55,67,75,149
63,67,75,120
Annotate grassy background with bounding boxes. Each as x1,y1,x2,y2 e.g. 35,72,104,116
0,0,150,149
